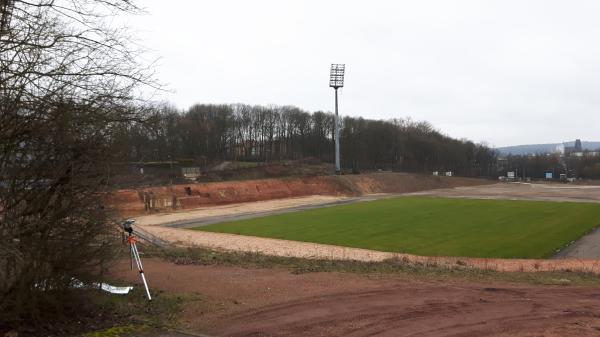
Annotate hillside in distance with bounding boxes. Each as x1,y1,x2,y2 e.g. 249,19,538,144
496,141,600,156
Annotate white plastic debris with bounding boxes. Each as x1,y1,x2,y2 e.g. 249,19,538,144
68,278,133,295
98,283,134,295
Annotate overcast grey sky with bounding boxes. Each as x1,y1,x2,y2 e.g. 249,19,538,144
127,1,600,147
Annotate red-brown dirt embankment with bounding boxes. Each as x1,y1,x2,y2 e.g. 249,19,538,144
107,173,490,217
337,172,487,194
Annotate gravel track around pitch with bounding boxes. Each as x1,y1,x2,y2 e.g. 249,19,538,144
134,195,351,227
141,226,600,274
136,182,600,263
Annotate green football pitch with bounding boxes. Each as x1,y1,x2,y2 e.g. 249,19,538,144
196,197,600,258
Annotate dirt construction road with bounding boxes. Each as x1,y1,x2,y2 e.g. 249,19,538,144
133,195,353,228
408,182,600,203
140,225,600,274
110,259,600,337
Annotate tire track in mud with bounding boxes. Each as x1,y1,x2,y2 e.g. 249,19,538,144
220,285,600,337
110,259,600,337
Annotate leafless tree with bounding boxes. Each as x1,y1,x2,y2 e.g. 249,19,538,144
116,102,497,176
0,0,155,325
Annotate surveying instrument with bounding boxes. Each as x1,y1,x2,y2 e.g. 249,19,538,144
122,219,152,301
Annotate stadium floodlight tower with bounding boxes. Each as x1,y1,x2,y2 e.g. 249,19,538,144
329,63,345,175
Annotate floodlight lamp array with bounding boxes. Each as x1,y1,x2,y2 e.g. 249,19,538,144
329,64,345,88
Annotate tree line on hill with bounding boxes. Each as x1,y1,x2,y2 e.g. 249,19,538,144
117,103,498,177
501,153,600,180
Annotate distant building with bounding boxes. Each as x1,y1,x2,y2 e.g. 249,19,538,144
565,139,583,157
181,166,201,179
575,139,583,152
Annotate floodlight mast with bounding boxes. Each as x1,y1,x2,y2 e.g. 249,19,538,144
329,64,345,175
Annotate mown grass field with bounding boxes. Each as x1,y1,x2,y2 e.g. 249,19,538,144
196,197,600,258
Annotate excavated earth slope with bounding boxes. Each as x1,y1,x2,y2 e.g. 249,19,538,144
107,173,490,217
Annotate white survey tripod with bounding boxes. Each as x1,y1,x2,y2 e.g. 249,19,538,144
123,219,152,301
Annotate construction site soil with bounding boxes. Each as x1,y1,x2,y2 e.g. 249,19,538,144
104,176,600,336
108,172,488,217
110,259,600,337
408,182,600,203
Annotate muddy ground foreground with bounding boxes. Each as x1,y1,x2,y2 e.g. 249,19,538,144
109,180,600,336
110,259,600,337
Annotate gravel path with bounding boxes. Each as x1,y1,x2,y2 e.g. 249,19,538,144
141,226,600,274
136,182,600,260
134,196,348,227
134,194,392,228
554,227,600,259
